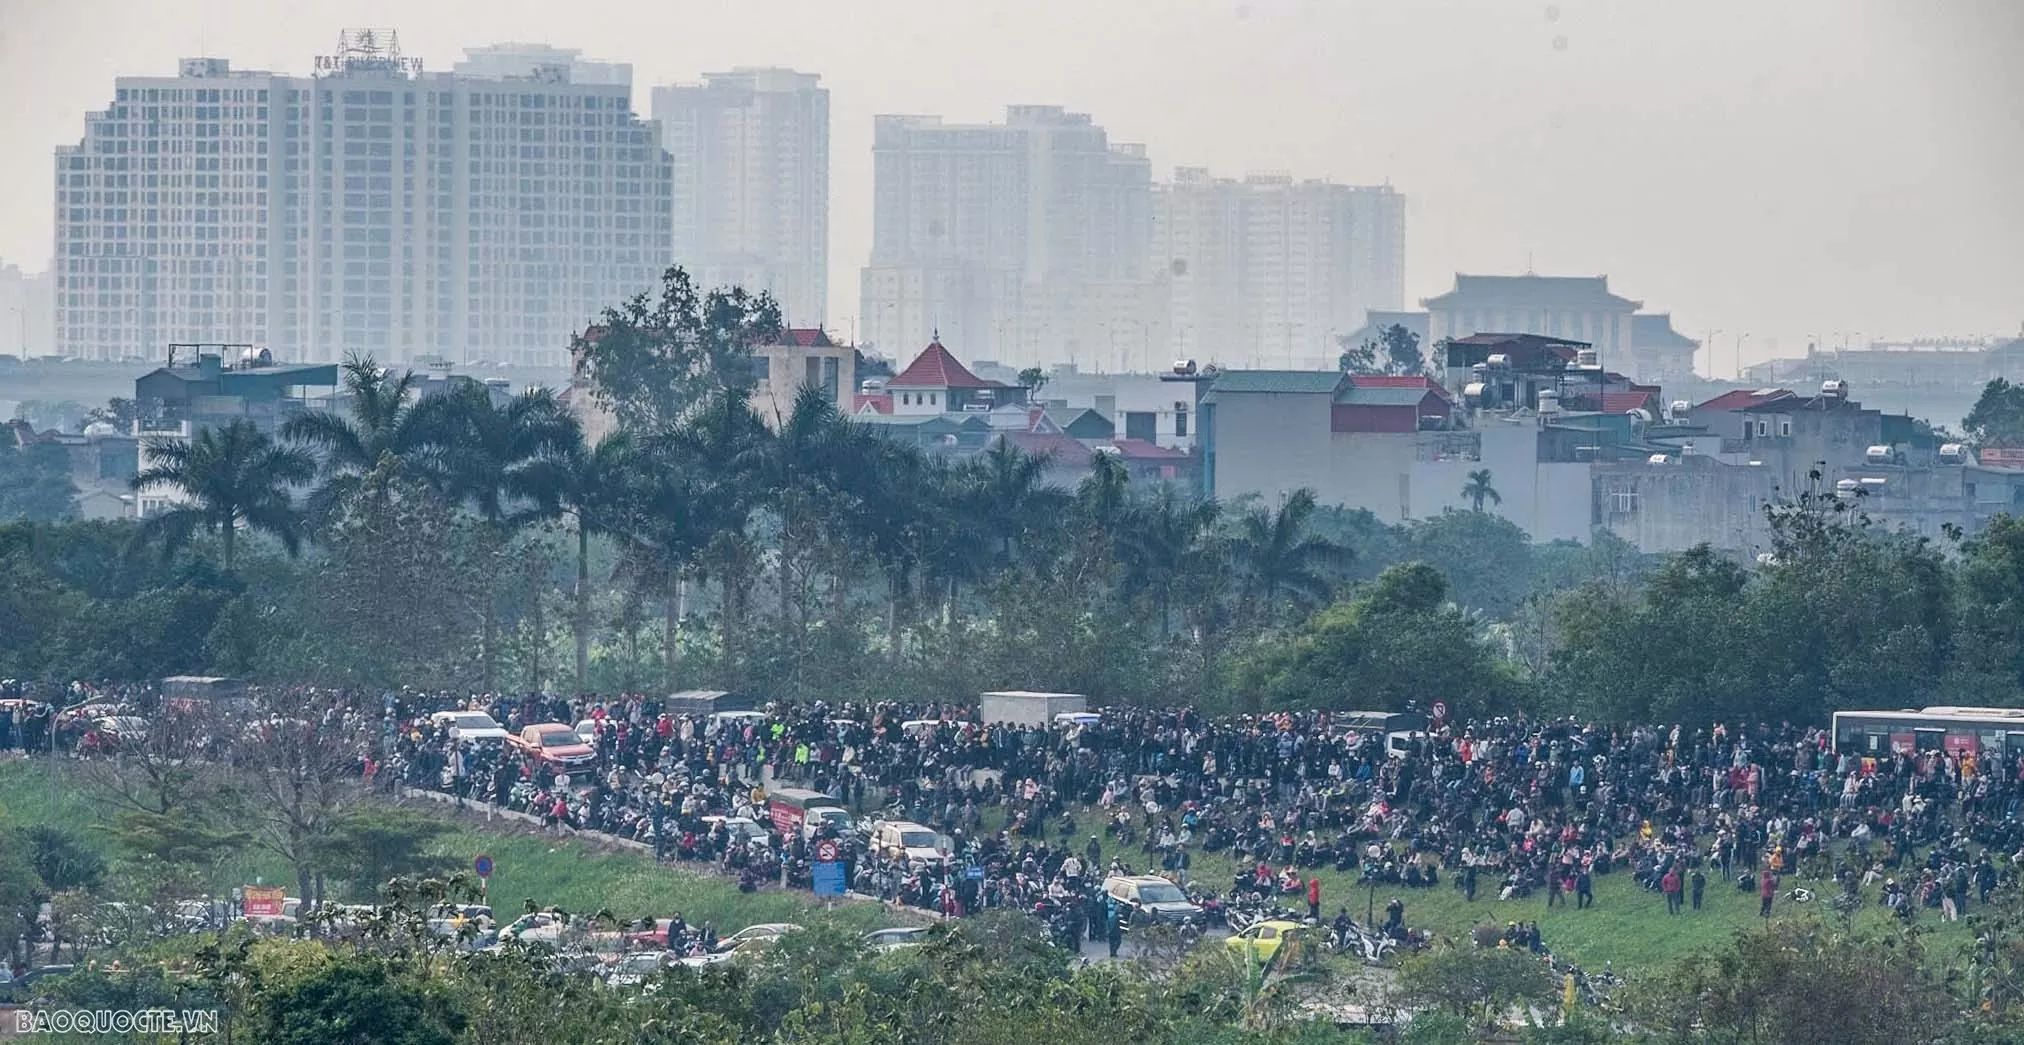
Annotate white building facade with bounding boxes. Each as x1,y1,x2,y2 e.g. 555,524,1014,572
651,68,829,326
54,32,672,365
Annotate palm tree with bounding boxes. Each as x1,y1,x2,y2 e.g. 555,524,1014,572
282,352,438,520
609,437,716,689
131,419,316,575
1461,468,1502,512
1227,488,1347,625
965,438,1064,569
418,380,580,689
1120,486,1223,636
522,428,636,692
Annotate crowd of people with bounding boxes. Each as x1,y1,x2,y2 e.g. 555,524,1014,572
13,679,2024,949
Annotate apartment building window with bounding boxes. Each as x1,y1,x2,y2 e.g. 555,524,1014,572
1756,419,1768,438
1610,491,1639,514
1779,419,1792,438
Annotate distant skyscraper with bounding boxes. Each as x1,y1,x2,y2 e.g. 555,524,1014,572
53,30,672,365
0,261,56,357
861,106,1153,368
1152,170,1405,369
651,69,829,327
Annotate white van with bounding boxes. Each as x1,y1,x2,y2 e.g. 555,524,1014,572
871,821,945,864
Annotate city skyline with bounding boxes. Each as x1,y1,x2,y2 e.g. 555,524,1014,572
1,0,2019,369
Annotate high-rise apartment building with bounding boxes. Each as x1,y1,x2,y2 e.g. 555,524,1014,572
860,106,1152,368
1152,170,1404,369
54,31,672,365
651,68,828,327
0,262,57,358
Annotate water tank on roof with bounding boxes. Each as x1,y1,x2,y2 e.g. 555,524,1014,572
1628,407,1654,425
1648,453,1671,465
1172,359,1198,376
1486,354,1512,369
1939,443,1967,465
1821,379,1849,399
83,421,116,436
1836,479,1861,494
1575,348,1601,368
1864,445,1893,465
1463,381,1487,402
1668,400,1692,420
1536,389,1561,415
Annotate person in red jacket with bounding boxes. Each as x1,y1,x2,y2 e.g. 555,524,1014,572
1759,867,1779,919
1307,877,1322,921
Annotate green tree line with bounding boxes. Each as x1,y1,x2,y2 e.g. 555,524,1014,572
7,269,2024,721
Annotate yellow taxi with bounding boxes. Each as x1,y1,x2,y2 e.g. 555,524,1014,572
1225,919,1308,963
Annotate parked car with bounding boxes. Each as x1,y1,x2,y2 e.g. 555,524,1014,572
868,821,945,865
862,927,931,951
701,815,774,849
714,923,801,951
1225,919,1309,963
429,710,509,744
1101,875,1203,925
602,951,678,987
506,724,597,767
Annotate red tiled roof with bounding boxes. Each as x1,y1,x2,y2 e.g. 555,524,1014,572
853,394,893,415
994,430,1095,465
1600,390,1656,414
1348,373,1455,401
1107,438,1188,459
1696,389,1795,412
777,327,836,348
888,339,996,389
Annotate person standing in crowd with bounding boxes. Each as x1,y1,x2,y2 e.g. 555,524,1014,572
1575,867,1594,910
1662,864,1683,916
1759,866,1779,919
1690,866,1706,910
1307,876,1322,922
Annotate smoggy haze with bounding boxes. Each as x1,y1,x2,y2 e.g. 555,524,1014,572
0,0,2018,370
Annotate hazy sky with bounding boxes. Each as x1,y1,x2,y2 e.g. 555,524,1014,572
1,0,2018,373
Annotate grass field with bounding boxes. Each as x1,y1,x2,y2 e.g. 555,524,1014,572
1017,802,1982,971
1,755,1980,974
0,757,888,936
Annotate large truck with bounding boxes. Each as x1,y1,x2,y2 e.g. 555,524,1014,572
978,690,1087,728
766,787,852,840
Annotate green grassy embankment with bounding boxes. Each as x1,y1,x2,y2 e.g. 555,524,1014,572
1010,802,1980,971
0,757,887,935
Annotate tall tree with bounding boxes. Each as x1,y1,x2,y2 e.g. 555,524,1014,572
417,381,579,688
0,428,78,521
1338,323,1425,376
1965,377,2024,448
1119,485,1222,637
131,419,315,575
572,265,784,435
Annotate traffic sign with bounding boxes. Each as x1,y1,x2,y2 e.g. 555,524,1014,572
1432,701,1449,725
813,861,846,897
814,839,841,863
965,864,985,881
474,854,494,879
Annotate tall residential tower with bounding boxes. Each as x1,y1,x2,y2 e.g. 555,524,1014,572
1151,171,1404,369
651,68,829,327
860,106,1153,368
54,31,672,365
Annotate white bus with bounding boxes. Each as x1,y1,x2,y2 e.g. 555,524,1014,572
1830,706,2024,757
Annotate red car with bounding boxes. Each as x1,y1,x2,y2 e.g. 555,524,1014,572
507,723,597,767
